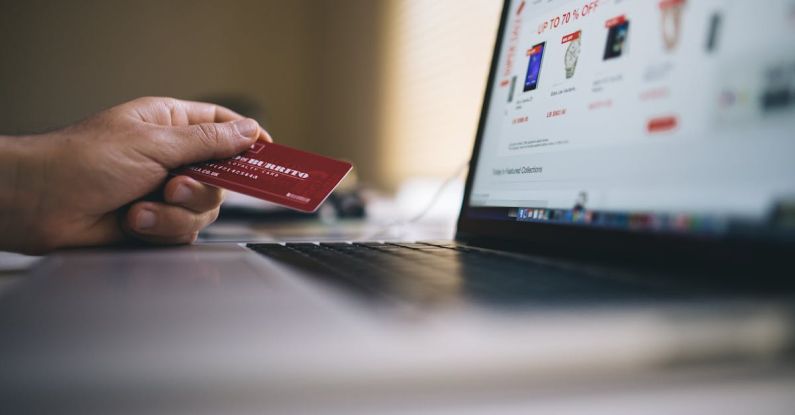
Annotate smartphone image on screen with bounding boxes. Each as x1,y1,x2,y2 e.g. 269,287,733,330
523,42,546,92
603,21,630,60
508,76,517,102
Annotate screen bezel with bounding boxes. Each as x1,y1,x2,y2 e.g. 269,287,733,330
455,0,792,269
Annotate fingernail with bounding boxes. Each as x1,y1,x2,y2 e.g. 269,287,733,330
233,118,259,140
136,210,156,230
172,184,192,203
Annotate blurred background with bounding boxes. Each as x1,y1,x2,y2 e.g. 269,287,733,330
0,0,501,194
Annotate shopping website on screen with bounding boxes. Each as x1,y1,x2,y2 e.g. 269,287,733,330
469,0,795,234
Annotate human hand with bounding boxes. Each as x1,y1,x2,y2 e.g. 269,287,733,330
0,97,271,254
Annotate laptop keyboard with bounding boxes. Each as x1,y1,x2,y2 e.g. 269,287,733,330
247,242,678,305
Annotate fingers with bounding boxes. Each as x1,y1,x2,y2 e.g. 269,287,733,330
177,100,272,143
179,100,247,125
177,99,272,142
152,117,260,169
128,97,272,142
122,178,224,246
164,175,225,213
124,201,220,244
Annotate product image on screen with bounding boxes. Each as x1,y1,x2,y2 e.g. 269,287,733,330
706,12,721,52
603,18,629,60
523,42,545,91
660,0,686,51
563,31,581,79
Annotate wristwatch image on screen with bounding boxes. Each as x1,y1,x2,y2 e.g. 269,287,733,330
660,0,686,51
564,32,582,79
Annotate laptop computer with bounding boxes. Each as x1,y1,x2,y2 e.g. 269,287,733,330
1,0,794,412
245,0,795,304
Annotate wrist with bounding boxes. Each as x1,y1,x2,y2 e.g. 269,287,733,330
0,134,56,253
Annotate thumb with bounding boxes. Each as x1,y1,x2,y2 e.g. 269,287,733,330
152,118,260,169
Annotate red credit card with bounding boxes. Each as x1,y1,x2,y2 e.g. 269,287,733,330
174,142,353,212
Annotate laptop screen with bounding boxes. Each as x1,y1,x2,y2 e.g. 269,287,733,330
465,0,795,241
